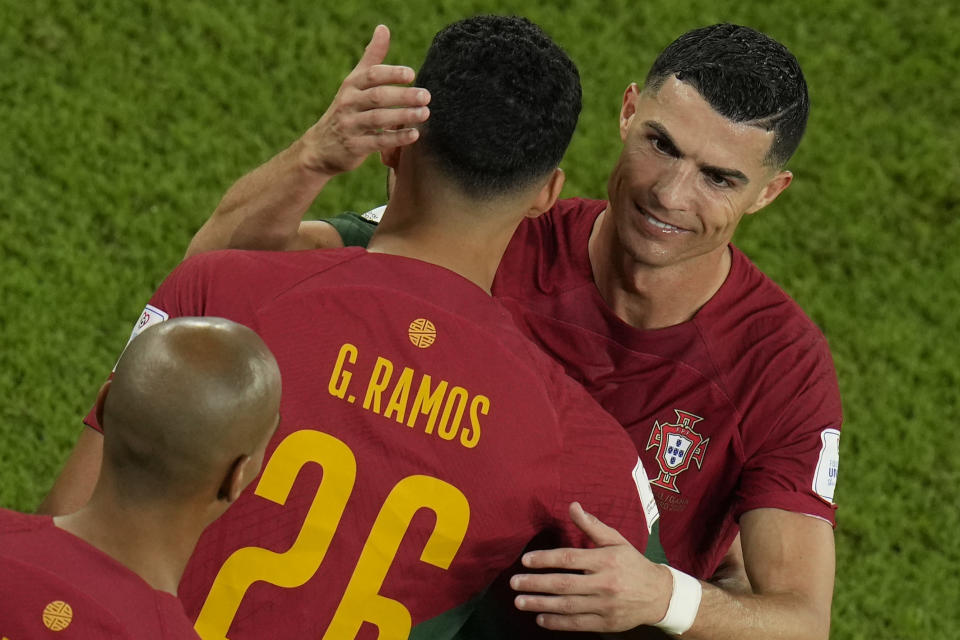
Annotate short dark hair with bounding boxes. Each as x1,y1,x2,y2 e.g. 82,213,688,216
415,15,581,198
644,24,809,168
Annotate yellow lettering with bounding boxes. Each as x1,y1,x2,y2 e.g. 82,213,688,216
383,367,414,423
363,357,394,413
323,476,470,640
328,343,358,399
406,375,448,434
437,386,469,441
461,395,487,449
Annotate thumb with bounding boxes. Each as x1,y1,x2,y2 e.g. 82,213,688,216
359,24,391,68
569,501,628,547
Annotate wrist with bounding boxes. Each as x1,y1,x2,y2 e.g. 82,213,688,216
654,565,703,636
292,136,337,185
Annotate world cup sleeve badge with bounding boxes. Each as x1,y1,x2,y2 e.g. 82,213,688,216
113,304,170,371
645,410,710,493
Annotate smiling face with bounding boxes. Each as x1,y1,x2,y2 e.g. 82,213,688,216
606,76,793,269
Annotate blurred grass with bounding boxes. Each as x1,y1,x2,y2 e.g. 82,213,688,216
1,1,957,637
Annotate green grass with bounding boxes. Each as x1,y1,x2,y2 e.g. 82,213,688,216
1,1,957,638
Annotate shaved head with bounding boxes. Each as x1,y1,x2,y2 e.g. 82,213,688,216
101,317,281,503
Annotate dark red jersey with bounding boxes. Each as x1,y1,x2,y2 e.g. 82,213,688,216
493,198,843,579
87,248,654,639
0,509,198,639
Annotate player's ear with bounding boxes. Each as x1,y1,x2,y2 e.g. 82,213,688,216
94,380,112,429
380,144,403,170
620,83,641,142
745,170,792,215
219,454,255,503
526,168,565,219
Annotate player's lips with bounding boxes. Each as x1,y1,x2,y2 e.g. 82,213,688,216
634,204,689,235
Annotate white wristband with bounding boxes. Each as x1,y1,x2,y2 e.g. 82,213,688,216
654,565,702,636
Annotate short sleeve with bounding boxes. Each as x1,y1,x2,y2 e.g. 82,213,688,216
735,344,843,525
82,256,212,432
323,210,379,248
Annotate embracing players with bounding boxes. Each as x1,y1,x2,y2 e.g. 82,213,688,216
179,22,843,640
41,16,658,639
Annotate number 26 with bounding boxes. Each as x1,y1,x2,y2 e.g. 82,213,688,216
195,429,470,639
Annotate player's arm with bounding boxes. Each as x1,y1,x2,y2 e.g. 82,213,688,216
514,352,842,638
511,506,833,639
185,24,428,258
35,427,104,515
707,533,751,595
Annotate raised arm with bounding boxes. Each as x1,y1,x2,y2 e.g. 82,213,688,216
185,24,428,257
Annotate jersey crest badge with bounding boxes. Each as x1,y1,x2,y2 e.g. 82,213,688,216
646,410,709,493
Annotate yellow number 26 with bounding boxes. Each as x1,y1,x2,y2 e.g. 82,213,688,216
195,429,470,640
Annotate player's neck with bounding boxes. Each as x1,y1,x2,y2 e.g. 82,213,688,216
54,489,204,595
368,180,523,293
588,208,732,330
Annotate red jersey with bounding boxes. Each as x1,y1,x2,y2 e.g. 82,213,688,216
0,509,198,639
87,248,654,639
493,198,843,579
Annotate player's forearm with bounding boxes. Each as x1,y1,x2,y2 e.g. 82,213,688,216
36,428,104,516
185,139,333,258
678,582,830,640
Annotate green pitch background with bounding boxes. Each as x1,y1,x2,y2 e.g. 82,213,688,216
1,1,957,637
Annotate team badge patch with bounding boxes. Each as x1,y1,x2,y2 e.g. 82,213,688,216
813,428,840,504
645,410,709,493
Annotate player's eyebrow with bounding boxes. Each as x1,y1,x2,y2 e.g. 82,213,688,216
644,120,750,185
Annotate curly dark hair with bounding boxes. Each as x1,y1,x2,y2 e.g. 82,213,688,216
644,24,809,168
415,15,581,198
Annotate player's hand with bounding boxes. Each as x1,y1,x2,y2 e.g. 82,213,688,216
299,24,430,177
510,502,673,633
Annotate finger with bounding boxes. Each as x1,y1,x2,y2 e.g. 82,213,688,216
536,612,608,632
343,128,421,155
358,24,391,69
354,64,422,92
521,546,599,571
510,571,599,596
347,106,429,132
352,85,430,111
569,501,629,547
515,594,599,615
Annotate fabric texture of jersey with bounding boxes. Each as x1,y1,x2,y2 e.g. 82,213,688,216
492,198,843,579
0,509,199,639
86,247,652,639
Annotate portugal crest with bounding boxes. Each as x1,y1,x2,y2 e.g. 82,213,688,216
646,410,709,493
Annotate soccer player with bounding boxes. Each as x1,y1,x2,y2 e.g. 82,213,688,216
178,23,843,639
40,16,657,639
1,317,281,639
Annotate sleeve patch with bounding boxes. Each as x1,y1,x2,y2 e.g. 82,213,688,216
113,304,169,371
360,205,386,223
812,428,840,504
633,457,660,533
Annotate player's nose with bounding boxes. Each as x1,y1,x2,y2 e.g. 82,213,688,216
650,163,695,212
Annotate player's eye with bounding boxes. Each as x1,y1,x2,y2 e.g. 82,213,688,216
649,135,677,157
705,171,733,188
